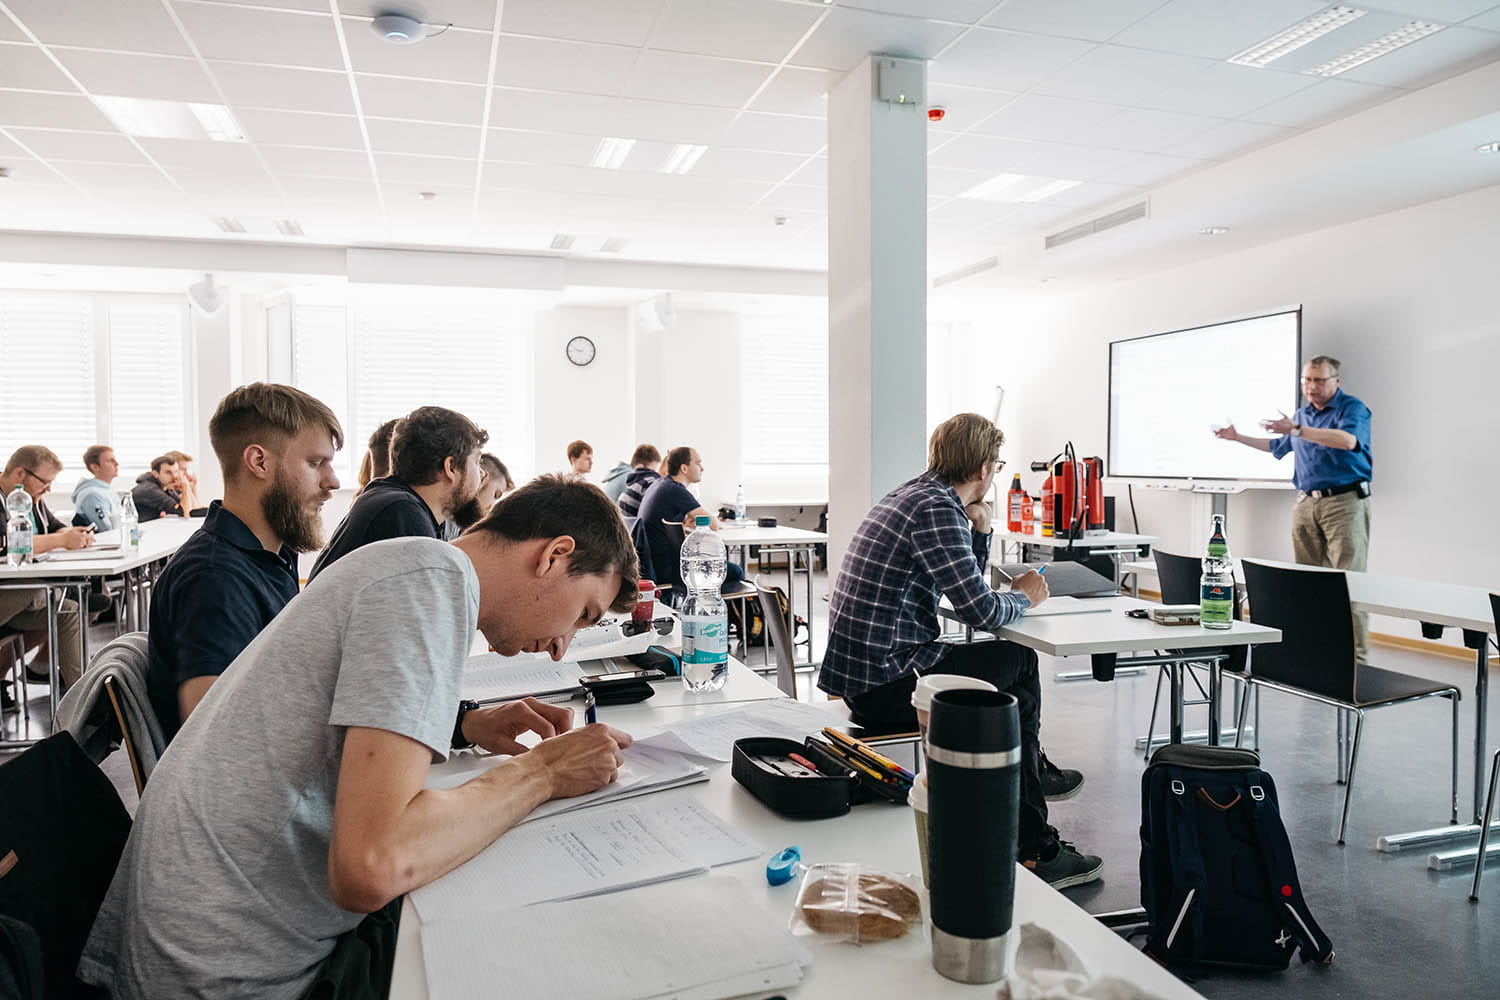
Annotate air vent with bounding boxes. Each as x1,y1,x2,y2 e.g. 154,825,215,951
1044,200,1149,250
549,234,575,251
933,256,999,288
600,237,630,253
274,218,304,237
210,216,245,233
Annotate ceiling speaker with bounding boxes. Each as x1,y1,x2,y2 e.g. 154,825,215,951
187,273,225,314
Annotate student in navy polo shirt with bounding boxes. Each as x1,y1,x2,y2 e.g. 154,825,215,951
636,445,746,595
1215,354,1374,659
146,383,344,740
310,406,488,580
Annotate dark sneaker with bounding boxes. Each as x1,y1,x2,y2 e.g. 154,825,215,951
1,685,16,715
1039,749,1084,800
1025,841,1103,890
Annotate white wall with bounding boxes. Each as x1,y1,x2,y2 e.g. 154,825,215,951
970,183,1500,648
532,306,635,480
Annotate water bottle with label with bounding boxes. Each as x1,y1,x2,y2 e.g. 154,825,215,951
120,491,141,551
679,515,729,692
6,485,33,567
1199,514,1233,630
734,484,746,523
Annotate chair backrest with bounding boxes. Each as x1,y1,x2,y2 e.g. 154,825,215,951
1154,550,1247,672
103,676,145,796
657,518,688,595
754,576,797,697
629,516,656,583
1241,560,1356,701
55,632,164,788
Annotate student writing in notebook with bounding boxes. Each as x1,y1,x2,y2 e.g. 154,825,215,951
80,475,640,1000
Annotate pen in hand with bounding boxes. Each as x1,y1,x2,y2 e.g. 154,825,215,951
584,689,597,725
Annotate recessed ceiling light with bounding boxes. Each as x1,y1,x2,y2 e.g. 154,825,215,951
1305,20,1444,77
1199,226,1230,235
96,96,245,142
958,173,1029,201
371,13,427,44
1476,141,1500,153
1018,179,1081,203
1228,6,1365,68
590,137,635,170
658,144,707,175
417,191,436,201
188,103,246,142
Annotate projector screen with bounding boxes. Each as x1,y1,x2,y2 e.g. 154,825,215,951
1108,309,1302,483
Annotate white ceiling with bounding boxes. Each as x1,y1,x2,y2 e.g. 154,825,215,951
0,0,1497,278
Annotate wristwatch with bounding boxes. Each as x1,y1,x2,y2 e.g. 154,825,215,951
452,699,480,750
1290,424,1303,437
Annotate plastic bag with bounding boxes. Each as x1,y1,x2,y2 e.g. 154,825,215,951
788,863,922,944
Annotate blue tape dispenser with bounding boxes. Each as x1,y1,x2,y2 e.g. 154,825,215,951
766,846,804,886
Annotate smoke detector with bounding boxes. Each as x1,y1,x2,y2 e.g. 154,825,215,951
371,13,427,44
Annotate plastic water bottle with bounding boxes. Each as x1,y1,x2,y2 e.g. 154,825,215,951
6,485,33,567
734,484,746,523
679,515,728,692
120,491,141,551
1199,514,1233,630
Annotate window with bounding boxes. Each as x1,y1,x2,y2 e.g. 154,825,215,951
106,301,189,475
292,304,351,464
0,293,98,483
739,312,828,500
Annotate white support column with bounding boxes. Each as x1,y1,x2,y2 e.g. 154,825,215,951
827,55,929,572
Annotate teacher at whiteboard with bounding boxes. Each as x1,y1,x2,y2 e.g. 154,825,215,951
1213,354,1373,660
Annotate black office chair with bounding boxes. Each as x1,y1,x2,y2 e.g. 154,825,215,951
1471,593,1500,901
658,518,757,651
1146,550,1253,753
1239,560,1460,844
753,576,798,698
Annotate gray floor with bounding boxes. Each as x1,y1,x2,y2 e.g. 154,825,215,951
7,573,1498,999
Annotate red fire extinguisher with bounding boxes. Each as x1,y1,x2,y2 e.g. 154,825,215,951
1006,474,1026,532
1040,473,1055,537
1084,457,1105,533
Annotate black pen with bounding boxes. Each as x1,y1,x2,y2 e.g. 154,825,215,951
584,688,597,725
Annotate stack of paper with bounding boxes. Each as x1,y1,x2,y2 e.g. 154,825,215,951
461,655,584,702
420,876,810,1000
634,698,843,762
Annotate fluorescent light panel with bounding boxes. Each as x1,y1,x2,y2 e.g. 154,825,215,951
1305,20,1444,76
958,173,1029,201
590,137,635,170
188,102,246,142
1018,179,1081,203
96,96,245,142
658,144,707,175
1228,6,1366,68
959,173,1079,203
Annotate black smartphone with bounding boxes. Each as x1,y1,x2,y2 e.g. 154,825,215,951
578,668,667,685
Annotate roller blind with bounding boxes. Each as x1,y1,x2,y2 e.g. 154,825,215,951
107,301,187,476
292,304,352,473
738,312,828,501
0,293,98,485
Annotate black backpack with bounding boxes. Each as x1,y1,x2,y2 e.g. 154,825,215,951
1140,744,1334,971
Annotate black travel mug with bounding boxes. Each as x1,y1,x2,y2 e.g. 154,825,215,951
926,688,1020,983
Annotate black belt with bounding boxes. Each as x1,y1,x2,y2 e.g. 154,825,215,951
1302,482,1366,499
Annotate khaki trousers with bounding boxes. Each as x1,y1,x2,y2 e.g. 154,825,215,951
1291,491,1371,662
0,587,84,686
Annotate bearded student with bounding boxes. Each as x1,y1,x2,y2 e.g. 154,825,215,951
145,383,344,741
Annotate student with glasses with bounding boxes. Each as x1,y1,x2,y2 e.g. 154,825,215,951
1214,354,1374,660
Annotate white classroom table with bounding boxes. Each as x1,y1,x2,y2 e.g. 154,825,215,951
719,523,828,666
389,679,1205,1000
993,530,1157,587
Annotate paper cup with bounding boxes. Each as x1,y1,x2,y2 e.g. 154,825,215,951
912,675,999,743
909,775,930,890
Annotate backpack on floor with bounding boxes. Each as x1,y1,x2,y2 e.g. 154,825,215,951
1140,744,1334,971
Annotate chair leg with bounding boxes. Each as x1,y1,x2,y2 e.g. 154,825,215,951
1451,693,1460,825
1234,681,1252,749
1471,747,1500,902
1335,710,1345,784
1143,666,1166,757
1338,710,1365,845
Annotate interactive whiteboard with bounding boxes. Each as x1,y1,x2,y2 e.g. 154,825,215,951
1108,309,1301,483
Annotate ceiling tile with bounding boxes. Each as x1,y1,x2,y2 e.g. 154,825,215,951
491,36,638,97
1328,25,1500,87
485,128,598,165
355,75,486,123
689,147,808,183
0,42,72,91
783,154,825,187
138,137,267,172
236,108,365,148
1111,0,1328,60
928,196,1017,224
1038,178,1144,208
649,0,822,62
981,0,1169,41
52,161,177,194
0,131,23,156
1004,141,1144,181
846,1,1000,23
0,16,22,42
1163,118,1300,159
966,93,1122,143
260,144,373,178
793,8,965,71
369,118,481,157
1464,6,1500,30
1374,1,1500,21
214,0,332,12
927,164,996,197
1242,77,1400,128
1134,62,1316,119
342,16,496,83
173,4,343,71
623,50,771,108
376,151,476,186
1092,151,1210,186
610,98,737,144
760,183,826,213
3,128,145,163
487,88,616,133
0,90,115,130
926,132,1039,173
928,28,1094,91
499,0,661,46
925,83,1021,125
2,0,191,55
341,2,500,33
716,110,825,154
747,67,836,117
210,62,356,115
61,49,222,103
1079,107,1225,153
1032,44,1214,104
279,174,381,202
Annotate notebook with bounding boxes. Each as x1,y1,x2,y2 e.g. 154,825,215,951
995,560,1118,598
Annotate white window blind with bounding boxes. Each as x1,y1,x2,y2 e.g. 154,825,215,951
107,301,187,476
350,306,531,479
739,313,828,500
292,304,352,473
0,293,98,485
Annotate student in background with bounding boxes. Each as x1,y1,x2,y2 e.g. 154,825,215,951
80,477,640,1000
131,455,185,521
636,446,745,593
72,444,121,530
614,444,662,515
311,406,487,580
355,418,398,495
565,439,593,478
164,450,201,513
447,453,514,537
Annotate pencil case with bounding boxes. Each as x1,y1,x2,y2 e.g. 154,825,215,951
732,738,857,818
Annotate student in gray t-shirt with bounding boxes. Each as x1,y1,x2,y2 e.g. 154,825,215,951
79,476,641,1000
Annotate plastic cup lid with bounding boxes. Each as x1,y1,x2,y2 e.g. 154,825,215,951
911,674,999,712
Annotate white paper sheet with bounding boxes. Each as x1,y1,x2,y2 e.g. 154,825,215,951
632,698,842,762
1022,595,1114,617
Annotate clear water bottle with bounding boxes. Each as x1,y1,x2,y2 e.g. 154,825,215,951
120,491,141,551
1199,514,1233,630
6,485,33,567
679,514,728,693
734,483,746,523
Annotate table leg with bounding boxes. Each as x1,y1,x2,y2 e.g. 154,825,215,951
1207,657,1221,747
1170,662,1184,744
76,581,90,675
45,587,60,726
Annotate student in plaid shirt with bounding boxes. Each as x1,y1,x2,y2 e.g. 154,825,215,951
819,413,1102,889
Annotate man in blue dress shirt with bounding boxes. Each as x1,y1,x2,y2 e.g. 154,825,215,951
1215,354,1374,659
